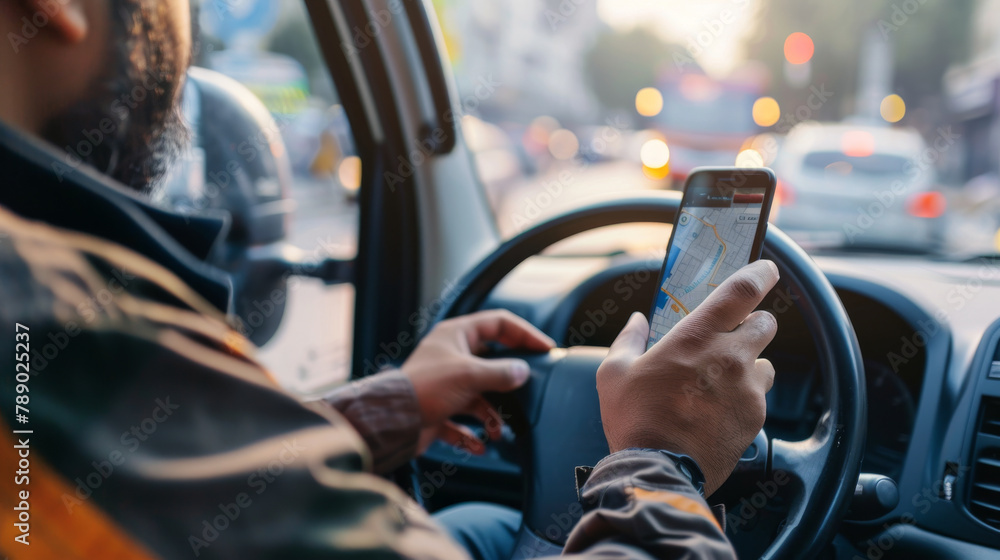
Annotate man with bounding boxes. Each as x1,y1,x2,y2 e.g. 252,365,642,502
0,1,778,559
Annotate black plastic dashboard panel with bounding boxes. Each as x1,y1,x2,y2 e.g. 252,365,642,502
962,319,1000,534
486,252,1000,551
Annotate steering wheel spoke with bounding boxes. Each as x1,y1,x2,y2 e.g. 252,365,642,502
771,412,836,485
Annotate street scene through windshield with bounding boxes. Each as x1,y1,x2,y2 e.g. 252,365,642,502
426,0,1000,256
169,0,1000,389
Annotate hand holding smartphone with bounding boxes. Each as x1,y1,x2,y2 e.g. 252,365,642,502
647,167,776,350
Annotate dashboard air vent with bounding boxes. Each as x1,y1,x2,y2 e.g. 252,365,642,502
970,399,1000,529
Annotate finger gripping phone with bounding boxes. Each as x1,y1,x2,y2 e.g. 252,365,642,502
647,167,776,350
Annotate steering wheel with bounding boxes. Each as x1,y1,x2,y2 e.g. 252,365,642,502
435,191,866,560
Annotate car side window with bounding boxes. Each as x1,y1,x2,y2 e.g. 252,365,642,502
182,0,358,395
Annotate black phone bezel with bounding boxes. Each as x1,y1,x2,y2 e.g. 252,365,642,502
646,166,777,339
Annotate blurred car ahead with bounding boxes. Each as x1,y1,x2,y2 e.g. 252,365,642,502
771,122,947,251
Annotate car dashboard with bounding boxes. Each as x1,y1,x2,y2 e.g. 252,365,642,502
482,251,1000,557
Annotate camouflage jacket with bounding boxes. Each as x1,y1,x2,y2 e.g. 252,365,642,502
0,123,734,559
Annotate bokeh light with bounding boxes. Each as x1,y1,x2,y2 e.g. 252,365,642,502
643,164,671,180
338,156,362,192
841,130,875,158
735,149,765,168
750,133,779,164
906,192,946,219
880,94,906,123
752,97,781,127
635,87,664,117
523,116,560,155
640,139,670,169
548,128,580,159
784,32,814,65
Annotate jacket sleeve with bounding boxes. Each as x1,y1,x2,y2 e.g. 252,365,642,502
318,369,422,474
0,209,736,560
561,449,737,560
0,216,472,560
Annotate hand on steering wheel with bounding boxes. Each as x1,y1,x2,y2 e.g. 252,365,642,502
400,309,555,454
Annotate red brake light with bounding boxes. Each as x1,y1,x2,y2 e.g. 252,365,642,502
906,191,946,218
775,179,795,206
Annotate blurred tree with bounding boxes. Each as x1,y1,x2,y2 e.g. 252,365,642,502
891,1,974,102
584,27,691,116
266,12,338,104
745,0,974,125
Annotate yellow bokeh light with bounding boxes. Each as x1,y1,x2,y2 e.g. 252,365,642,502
338,156,362,192
640,139,670,169
548,129,579,160
752,97,780,127
635,87,664,117
880,94,906,123
643,164,670,180
735,149,765,168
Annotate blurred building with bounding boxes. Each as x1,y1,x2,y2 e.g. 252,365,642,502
944,0,1000,181
439,0,604,123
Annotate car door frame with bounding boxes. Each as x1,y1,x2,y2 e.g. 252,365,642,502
304,0,522,509
305,0,426,379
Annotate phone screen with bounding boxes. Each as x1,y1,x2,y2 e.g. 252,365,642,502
647,169,774,350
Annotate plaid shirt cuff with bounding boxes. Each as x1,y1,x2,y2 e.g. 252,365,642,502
321,370,422,473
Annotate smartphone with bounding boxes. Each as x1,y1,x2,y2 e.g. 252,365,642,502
646,167,776,350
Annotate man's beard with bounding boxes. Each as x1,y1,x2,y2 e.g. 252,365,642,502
40,0,190,195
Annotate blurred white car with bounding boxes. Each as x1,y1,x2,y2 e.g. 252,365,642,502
771,122,946,251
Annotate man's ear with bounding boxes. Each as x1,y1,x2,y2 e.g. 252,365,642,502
22,0,89,43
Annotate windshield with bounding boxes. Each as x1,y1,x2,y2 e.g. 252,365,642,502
435,0,1000,257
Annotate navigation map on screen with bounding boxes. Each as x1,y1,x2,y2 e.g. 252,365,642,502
647,186,766,349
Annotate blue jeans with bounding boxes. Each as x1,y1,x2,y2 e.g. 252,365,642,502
435,502,522,560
